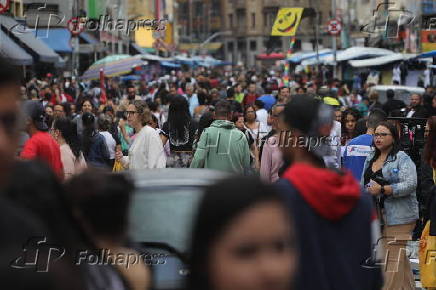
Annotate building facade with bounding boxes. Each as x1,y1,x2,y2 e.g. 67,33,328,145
222,0,332,67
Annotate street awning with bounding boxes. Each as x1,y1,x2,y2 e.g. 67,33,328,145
321,47,394,65
417,50,436,59
0,15,59,63
160,61,181,68
349,53,417,67
0,29,33,65
288,49,333,63
34,28,72,53
32,29,100,54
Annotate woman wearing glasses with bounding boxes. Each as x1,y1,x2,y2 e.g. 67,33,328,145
115,100,166,169
361,121,418,290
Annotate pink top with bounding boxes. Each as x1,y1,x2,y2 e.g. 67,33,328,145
60,144,87,180
260,135,284,183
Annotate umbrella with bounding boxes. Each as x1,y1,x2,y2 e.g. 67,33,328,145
81,55,148,81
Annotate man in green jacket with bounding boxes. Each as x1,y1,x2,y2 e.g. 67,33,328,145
190,100,251,173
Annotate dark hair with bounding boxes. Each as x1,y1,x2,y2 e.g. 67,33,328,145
82,112,96,156
341,108,361,131
386,89,395,99
54,118,82,159
215,100,231,117
62,102,72,118
79,98,94,112
254,99,264,109
226,87,235,99
98,116,111,132
0,57,22,86
187,176,290,290
150,114,158,126
231,112,244,124
370,121,401,163
283,94,320,135
65,169,134,240
3,160,89,289
197,112,214,139
367,109,387,129
148,101,158,112
168,95,191,142
197,91,209,106
424,116,436,168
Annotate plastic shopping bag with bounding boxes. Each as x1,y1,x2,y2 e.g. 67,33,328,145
112,160,125,172
419,221,436,287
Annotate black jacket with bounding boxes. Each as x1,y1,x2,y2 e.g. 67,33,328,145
382,99,406,116
406,105,429,119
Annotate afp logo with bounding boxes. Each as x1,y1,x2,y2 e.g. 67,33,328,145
10,237,65,273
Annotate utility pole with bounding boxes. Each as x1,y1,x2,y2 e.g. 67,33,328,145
332,0,337,78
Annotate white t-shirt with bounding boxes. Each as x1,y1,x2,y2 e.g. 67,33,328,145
121,125,166,169
100,131,116,159
256,108,269,130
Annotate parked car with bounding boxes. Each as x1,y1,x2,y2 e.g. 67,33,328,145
370,85,425,105
127,168,229,290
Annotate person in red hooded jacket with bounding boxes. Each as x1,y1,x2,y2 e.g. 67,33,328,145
275,95,382,290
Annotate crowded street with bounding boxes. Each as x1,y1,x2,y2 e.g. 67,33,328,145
0,0,436,289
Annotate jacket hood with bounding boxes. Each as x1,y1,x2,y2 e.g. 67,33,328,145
283,163,361,221
211,120,235,129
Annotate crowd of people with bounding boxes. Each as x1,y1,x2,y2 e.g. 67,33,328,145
0,54,435,290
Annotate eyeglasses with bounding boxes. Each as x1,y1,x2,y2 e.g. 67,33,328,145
126,111,137,116
374,133,392,138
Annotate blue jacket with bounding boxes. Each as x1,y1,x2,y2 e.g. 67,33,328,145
343,134,373,181
361,150,418,226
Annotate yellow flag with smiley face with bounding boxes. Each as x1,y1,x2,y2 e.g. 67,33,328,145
271,8,304,36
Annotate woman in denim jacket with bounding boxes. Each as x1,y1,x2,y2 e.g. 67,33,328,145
361,121,418,290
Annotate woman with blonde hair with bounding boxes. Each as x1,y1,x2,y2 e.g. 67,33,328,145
115,100,166,169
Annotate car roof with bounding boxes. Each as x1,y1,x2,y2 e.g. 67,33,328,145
130,168,230,188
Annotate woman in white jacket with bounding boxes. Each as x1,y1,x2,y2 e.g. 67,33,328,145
115,100,166,169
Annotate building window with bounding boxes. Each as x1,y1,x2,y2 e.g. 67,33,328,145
236,9,246,29
250,40,257,50
252,13,255,28
228,42,234,51
229,13,233,28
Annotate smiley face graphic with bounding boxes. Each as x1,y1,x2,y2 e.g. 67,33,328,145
277,11,298,33
271,8,303,36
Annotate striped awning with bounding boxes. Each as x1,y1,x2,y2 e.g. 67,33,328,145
81,55,148,81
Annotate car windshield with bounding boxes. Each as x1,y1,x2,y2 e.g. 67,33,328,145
128,186,204,254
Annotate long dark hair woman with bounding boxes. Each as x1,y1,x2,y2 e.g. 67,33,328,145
361,121,418,290
160,95,198,168
341,107,361,145
52,117,87,180
81,112,110,168
187,176,296,290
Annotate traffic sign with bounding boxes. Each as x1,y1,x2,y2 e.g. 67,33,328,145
67,17,86,36
0,0,10,14
327,19,342,36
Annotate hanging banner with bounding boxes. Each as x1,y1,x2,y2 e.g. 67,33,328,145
271,8,304,36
